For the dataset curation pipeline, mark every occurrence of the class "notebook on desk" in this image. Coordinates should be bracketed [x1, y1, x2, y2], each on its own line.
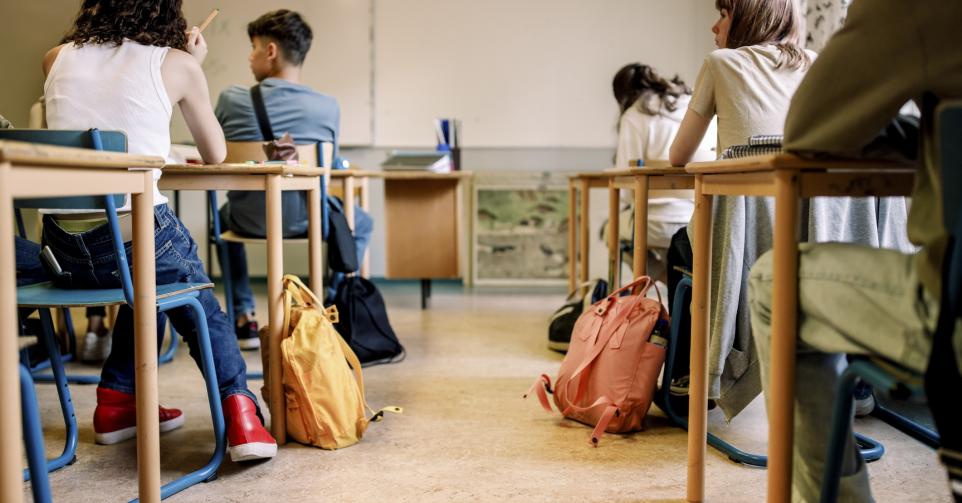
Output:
[381, 150, 451, 173]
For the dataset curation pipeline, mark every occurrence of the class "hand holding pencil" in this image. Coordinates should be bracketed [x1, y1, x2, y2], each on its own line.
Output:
[186, 9, 218, 64]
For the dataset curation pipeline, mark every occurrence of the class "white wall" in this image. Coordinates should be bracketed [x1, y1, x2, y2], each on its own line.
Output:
[1, 0, 719, 280]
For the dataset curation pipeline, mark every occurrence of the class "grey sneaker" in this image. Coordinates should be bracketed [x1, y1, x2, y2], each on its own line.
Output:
[81, 331, 112, 362]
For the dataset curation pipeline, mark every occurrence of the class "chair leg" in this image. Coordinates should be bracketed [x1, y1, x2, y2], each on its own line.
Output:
[659, 278, 883, 469]
[21, 364, 53, 503]
[30, 308, 100, 385]
[871, 403, 940, 449]
[23, 309, 79, 483]
[152, 296, 226, 501]
[158, 317, 180, 365]
[820, 366, 863, 503]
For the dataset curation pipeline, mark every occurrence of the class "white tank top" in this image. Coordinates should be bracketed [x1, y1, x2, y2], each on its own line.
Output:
[44, 41, 172, 207]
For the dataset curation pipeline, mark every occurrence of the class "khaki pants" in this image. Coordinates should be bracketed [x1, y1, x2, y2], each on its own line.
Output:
[748, 242, 937, 502]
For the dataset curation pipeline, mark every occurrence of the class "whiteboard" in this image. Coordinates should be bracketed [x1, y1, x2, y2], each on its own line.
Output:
[374, 0, 716, 148]
[174, 0, 372, 145]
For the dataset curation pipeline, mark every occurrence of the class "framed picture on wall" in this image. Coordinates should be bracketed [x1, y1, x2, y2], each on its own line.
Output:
[472, 174, 569, 285]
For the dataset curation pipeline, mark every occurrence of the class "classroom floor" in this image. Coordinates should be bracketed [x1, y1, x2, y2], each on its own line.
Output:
[23, 282, 951, 502]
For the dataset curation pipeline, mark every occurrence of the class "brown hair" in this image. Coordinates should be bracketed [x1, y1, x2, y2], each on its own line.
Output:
[62, 0, 188, 50]
[612, 63, 691, 117]
[715, 0, 809, 70]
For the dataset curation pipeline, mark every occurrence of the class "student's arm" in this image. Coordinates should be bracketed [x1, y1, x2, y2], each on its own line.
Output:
[670, 59, 716, 166]
[670, 109, 712, 166]
[784, 0, 923, 154]
[162, 28, 226, 164]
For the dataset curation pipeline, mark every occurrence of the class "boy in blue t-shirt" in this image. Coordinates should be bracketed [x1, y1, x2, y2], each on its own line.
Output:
[215, 9, 371, 349]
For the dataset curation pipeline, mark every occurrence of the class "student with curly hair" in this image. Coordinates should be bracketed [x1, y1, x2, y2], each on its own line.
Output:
[28, 0, 276, 462]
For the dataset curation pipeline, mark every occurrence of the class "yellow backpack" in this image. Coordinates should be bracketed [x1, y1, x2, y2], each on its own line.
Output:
[261, 275, 400, 449]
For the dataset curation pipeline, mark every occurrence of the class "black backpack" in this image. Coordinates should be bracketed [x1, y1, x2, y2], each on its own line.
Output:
[330, 276, 405, 365]
[547, 279, 608, 353]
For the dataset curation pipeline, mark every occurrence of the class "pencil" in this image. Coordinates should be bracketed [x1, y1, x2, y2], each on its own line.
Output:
[197, 8, 219, 33]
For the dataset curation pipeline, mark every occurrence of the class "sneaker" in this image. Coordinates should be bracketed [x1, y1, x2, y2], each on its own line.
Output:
[93, 387, 185, 445]
[224, 395, 277, 462]
[81, 331, 112, 362]
[235, 320, 260, 350]
[667, 375, 717, 410]
[853, 382, 876, 418]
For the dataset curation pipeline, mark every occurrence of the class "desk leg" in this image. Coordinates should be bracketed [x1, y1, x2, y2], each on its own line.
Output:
[579, 179, 590, 289]
[0, 164, 23, 503]
[687, 175, 712, 503]
[768, 170, 800, 503]
[360, 177, 371, 278]
[265, 174, 286, 444]
[607, 179, 620, 292]
[633, 176, 649, 279]
[308, 181, 323, 296]
[132, 171, 160, 503]
[568, 182, 577, 293]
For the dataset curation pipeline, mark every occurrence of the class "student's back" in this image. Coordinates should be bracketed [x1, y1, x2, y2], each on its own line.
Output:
[45, 41, 173, 205]
[216, 78, 339, 145]
[690, 44, 816, 153]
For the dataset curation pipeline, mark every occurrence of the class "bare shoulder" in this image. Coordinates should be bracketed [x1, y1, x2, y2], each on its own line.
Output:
[42, 44, 67, 76]
[161, 48, 201, 74]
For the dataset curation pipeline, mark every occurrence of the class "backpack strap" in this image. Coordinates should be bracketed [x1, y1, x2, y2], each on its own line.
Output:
[249, 84, 275, 141]
[589, 403, 620, 447]
[523, 374, 554, 413]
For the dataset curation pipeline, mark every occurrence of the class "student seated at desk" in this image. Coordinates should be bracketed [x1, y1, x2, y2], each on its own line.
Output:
[17, 0, 276, 462]
[610, 63, 715, 286]
[747, 0, 962, 500]
[667, 0, 912, 419]
[214, 9, 372, 348]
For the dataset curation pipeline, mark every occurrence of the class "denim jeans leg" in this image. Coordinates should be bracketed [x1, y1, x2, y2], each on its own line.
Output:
[15, 236, 48, 287]
[353, 206, 373, 266]
[93, 205, 257, 408]
[98, 306, 166, 395]
[226, 241, 256, 317]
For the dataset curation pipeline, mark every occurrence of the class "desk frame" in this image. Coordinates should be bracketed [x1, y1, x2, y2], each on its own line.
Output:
[684, 155, 915, 503]
[0, 141, 161, 502]
[159, 164, 325, 444]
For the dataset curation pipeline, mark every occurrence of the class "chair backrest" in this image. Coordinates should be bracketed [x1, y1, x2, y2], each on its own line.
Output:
[224, 140, 331, 168]
[939, 101, 962, 312]
[1, 129, 135, 305]
[0, 129, 127, 210]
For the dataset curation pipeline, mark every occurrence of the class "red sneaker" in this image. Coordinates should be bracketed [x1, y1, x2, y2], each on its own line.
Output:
[223, 395, 277, 462]
[93, 387, 185, 445]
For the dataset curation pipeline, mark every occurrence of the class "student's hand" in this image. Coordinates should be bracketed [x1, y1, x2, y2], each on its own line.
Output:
[186, 27, 208, 65]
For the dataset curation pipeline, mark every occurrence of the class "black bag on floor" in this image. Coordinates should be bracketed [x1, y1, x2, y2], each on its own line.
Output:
[330, 276, 404, 365]
[547, 279, 608, 353]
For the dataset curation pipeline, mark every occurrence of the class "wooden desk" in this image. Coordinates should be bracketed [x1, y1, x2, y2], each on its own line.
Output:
[0, 141, 162, 502]
[158, 163, 327, 445]
[604, 165, 695, 290]
[683, 153, 915, 503]
[330, 169, 373, 277]
[379, 171, 472, 283]
[566, 172, 635, 293]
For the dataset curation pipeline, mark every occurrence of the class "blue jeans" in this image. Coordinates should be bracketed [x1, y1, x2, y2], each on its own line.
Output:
[28, 205, 257, 407]
[219, 202, 373, 317]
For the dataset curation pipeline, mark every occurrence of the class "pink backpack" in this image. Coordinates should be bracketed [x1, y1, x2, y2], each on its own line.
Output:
[526, 277, 668, 445]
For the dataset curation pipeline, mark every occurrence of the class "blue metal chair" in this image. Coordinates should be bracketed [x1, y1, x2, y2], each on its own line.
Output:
[21, 356, 53, 503]
[656, 276, 884, 467]
[821, 101, 962, 502]
[4, 129, 179, 386]
[207, 141, 330, 379]
[9, 129, 226, 500]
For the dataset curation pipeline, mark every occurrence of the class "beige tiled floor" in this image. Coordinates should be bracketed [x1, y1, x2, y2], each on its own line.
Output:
[22, 282, 950, 502]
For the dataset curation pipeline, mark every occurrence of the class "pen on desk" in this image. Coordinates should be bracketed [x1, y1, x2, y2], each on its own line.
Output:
[197, 8, 219, 33]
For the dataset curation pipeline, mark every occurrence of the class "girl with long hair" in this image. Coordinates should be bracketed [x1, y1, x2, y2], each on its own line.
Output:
[35, 0, 276, 462]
